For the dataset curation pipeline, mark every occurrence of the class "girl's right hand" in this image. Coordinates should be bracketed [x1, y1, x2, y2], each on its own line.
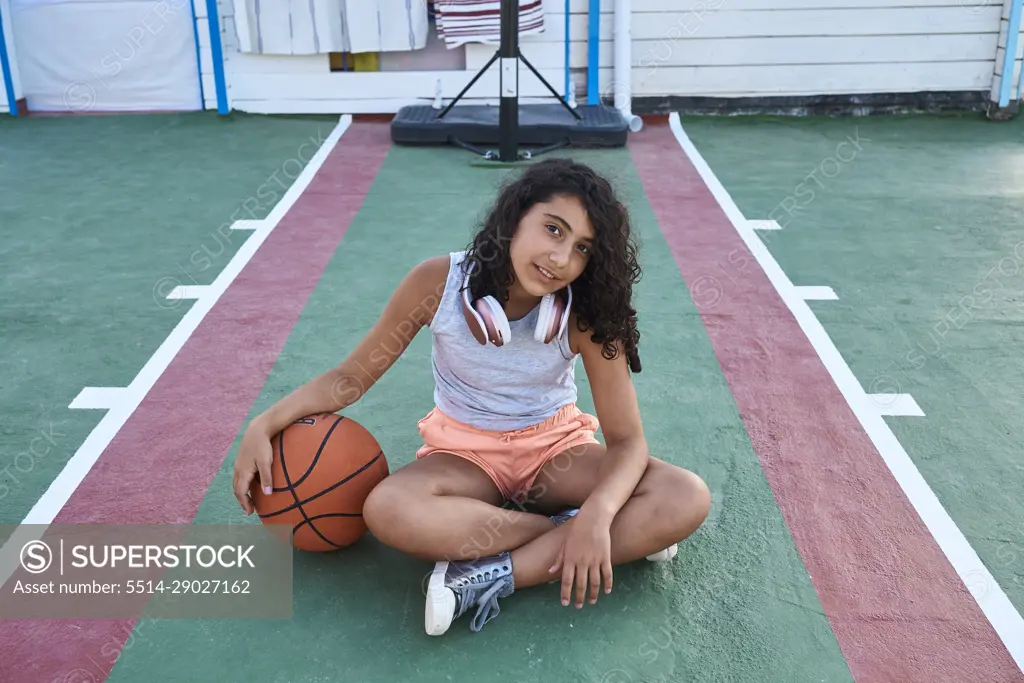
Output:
[233, 422, 275, 515]
[225, 256, 444, 515]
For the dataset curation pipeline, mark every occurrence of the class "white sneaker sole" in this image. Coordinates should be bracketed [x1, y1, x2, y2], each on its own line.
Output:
[425, 560, 457, 636]
[646, 544, 678, 562]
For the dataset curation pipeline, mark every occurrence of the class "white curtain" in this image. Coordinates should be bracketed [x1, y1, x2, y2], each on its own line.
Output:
[8, 0, 201, 112]
[232, 0, 429, 54]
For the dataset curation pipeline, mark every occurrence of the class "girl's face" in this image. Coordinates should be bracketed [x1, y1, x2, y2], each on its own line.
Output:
[509, 194, 594, 298]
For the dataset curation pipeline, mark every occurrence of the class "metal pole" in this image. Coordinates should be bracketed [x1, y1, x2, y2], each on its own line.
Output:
[205, 0, 230, 114]
[998, 0, 1024, 107]
[499, 0, 519, 161]
[0, 3, 18, 116]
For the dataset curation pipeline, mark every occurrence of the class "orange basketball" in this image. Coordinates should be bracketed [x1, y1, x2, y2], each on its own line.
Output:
[250, 413, 389, 552]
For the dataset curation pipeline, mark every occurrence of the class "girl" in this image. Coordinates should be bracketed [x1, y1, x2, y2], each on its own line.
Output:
[232, 158, 711, 636]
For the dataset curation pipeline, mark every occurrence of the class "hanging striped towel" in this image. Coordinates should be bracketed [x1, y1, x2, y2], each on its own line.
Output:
[434, 0, 545, 49]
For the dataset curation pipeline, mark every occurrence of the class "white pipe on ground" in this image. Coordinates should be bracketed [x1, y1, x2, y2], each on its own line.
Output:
[613, 0, 642, 132]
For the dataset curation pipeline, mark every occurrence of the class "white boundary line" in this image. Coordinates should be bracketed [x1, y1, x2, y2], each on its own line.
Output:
[230, 219, 263, 231]
[166, 285, 210, 300]
[668, 111, 1024, 673]
[869, 393, 925, 417]
[748, 219, 782, 231]
[0, 115, 353, 588]
[794, 285, 838, 301]
[68, 387, 127, 410]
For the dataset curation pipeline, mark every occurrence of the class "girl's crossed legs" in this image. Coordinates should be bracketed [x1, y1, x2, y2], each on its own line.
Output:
[362, 408, 711, 635]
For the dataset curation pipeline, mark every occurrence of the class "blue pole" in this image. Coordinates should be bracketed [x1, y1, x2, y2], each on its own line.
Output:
[564, 0, 570, 102]
[587, 0, 599, 105]
[1019, 53, 1024, 101]
[0, 2, 18, 116]
[998, 0, 1023, 107]
[189, 0, 206, 110]
[205, 0, 229, 114]
[1014, 1, 1024, 103]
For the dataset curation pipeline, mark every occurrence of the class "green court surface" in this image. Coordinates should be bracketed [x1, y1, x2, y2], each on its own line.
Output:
[682, 114, 1024, 614]
[0, 112, 335, 527]
[106, 144, 850, 683]
[1, 111, 1022, 683]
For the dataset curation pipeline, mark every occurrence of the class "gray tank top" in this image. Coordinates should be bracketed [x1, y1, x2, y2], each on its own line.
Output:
[427, 250, 579, 431]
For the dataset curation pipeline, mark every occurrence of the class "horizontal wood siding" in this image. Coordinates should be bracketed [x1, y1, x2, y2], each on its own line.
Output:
[194, 0, 1012, 113]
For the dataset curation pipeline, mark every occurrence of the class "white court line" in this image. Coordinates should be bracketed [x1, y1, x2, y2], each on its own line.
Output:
[0, 115, 353, 589]
[166, 285, 209, 300]
[668, 111, 1024, 673]
[869, 393, 925, 417]
[231, 219, 263, 231]
[68, 387, 127, 410]
[794, 285, 838, 300]
[749, 219, 782, 230]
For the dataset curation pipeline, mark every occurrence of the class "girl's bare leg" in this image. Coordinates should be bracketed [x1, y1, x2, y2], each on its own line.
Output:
[362, 452, 555, 561]
[510, 444, 711, 596]
[419, 443, 711, 634]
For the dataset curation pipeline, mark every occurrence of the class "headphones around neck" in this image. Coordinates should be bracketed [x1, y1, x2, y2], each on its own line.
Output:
[459, 259, 573, 347]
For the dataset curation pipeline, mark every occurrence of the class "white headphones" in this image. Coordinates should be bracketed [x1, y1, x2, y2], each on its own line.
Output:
[459, 259, 572, 346]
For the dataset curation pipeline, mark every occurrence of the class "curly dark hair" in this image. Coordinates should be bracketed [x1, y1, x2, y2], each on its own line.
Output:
[460, 157, 643, 373]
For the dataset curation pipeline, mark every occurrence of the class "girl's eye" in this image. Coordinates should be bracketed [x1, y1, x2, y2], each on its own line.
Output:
[547, 223, 589, 255]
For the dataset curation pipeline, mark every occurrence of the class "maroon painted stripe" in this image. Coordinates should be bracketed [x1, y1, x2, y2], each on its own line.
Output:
[630, 123, 1022, 682]
[0, 122, 391, 683]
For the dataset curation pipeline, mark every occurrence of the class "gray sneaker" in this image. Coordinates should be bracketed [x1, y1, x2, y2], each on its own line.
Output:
[549, 507, 579, 526]
[424, 551, 515, 635]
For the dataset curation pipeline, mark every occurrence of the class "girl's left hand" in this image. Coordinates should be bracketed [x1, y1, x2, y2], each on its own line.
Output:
[549, 512, 613, 608]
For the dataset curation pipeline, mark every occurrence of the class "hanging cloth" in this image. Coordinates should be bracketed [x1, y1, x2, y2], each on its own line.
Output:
[232, 0, 429, 54]
[434, 0, 545, 49]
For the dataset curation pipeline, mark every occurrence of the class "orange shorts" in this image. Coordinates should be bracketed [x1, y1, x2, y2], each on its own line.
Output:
[415, 403, 601, 503]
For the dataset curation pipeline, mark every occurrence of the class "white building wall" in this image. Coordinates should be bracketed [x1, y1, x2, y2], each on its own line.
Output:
[194, 0, 1015, 115]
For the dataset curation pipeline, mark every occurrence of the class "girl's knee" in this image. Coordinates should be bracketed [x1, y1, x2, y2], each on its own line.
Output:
[363, 477, 413, 534]
[678, 468, 711, 523]
[651, 464, 711, 537]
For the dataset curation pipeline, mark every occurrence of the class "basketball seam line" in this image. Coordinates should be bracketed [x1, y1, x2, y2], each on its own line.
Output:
[293, 512, 364, 535]
[260, 450, 384, 520]
[273, 413, 346, 492]
[278, 425, 344, 549]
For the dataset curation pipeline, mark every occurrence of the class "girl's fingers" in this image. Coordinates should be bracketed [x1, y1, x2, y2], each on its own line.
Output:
[588, 564, 602, 604]
[574, 565, 589, 608]
[560, 564, 576, 606]
[549, 544, 564, 574]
